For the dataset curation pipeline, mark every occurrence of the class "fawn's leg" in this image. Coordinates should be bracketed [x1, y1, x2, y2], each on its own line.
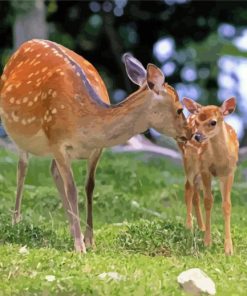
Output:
[54, 152, 86, 253]
[12, 151, 29, 225]
[184, 180, 193, 229]
[192, 190, 205, 231]
[50, 159, 74, 234]
[84, 149, 102, 248]
[219, 174, 234, 255]
[201, 172, 213, 246]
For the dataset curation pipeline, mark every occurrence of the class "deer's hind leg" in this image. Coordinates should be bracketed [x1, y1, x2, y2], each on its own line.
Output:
[12, 151, 29, 225]
[84, 149, 102, 248]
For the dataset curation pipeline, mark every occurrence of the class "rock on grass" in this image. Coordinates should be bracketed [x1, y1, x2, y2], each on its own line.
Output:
[177, 268, 216, 295]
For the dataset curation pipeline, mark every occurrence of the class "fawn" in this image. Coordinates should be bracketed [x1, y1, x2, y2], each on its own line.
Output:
[178, 97, 239, 255]
[0, 39, 191, 252]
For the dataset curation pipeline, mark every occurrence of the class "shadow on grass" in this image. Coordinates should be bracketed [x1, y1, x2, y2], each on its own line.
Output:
[0, 213, 73, 251]
[116, 218, 224, 257]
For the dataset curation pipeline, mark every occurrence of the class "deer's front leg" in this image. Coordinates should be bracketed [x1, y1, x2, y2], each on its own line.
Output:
[220, 174, 234, 255]
[84, 149, 102, 248]
[184, 180, 193, 229]
[12, 151, 29, 225]
[54, 153, 86, 253]
[201, 172, 213, 247]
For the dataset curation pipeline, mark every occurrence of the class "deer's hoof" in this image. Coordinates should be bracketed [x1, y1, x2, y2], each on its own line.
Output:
[74, 238, 87, 254]
[84, 229, 95, 248]
[12, 213, 22, 225]
[204, 235, 212, 247]
[224, 239, 233, 256]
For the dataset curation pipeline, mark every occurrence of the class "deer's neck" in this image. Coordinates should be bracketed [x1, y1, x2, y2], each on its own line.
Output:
[209, 121, 230, 157]
[96, 87, 151, 147]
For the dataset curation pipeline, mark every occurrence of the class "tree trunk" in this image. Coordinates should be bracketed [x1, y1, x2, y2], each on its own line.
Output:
[13, 0, 47, 49]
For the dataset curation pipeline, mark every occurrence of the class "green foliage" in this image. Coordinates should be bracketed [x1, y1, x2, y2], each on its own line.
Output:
[0, 148, 247, 294]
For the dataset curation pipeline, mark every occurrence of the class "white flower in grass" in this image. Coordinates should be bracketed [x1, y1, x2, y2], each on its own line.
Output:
[98, 272, 125, 281]
[19, 245, 29, 255]
[45, 275, 56, 282]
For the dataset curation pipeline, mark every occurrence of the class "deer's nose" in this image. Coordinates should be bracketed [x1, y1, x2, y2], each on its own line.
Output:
[194, 133, 204, 143]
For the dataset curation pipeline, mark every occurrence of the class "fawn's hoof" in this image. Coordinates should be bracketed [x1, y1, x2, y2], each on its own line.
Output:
[224, 239, 233, 256]
[204, 235, 212, 247]
[199, 223, 205, 232]
[84, 228, 94, 248]
[185, 219, 193, 230]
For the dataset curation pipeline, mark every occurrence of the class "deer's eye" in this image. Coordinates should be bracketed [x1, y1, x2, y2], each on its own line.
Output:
[210, 120, 217, 126]
[177, 108, 183, 115]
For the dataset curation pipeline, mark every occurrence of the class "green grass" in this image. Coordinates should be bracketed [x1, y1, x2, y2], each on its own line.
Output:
[0, 148, 247, 295]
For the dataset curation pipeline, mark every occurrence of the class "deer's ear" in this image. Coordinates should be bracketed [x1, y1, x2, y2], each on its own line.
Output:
[220, 97, 236, 116]
[182, 97, 202, 114]
[122, 53, 146, 86]
[146, 64, 165, 94]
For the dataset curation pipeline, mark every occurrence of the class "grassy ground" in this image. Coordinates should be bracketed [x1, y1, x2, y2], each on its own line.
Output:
[0, 148, 247, 295]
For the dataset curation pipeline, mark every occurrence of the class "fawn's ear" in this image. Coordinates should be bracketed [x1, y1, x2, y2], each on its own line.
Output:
[146, 64, 165, 94]
[122, 53, 147, 86]
[220, 97, 236, 116]
[182, 97, 202, 114]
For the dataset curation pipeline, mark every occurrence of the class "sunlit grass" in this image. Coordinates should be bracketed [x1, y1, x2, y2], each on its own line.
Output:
[0, 148, 247, 295]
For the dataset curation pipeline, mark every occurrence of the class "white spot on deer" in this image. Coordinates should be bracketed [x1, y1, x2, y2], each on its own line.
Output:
[34, 95, 39, 102]
[28, 73, 34, 78]
[56, 68, 61, 72]
[30, 59, 36, 65]
[36, 82, 41, 87]
[60, 72, 65, 76]
[1, 74, 7, 81]
[27, 81, 32, 84]
[35, 70, 40, 76]
[24, 47, 31, 53]
[17, 61, 23, 68]
[16, 99, 21, 105]
[48, 89, 53, 95]
[23, 97, 28, 103]
[28, 101, 33, 107]
[45, 53, 49, 56]
[10, 97, 15, 104]
[34, 61, 41, 66]
[6, 85, 13, 92]
[11, 111, 19, 122]
[36, 54, 41, 58]
[60, 104, 65, 109]
[42, 67, 48, 73]
[76, 72, 80, 77]
[51, 108, 57, 114]
[52, 91, 57, 98]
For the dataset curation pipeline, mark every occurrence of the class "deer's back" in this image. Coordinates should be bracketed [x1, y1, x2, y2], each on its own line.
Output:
[0, 39, 110, 155]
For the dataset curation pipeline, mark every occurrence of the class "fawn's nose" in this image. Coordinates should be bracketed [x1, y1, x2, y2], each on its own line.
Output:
[194, 133, 204, 143]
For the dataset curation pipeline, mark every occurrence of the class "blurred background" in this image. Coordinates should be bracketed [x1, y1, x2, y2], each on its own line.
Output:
[1, 0, 247, 147]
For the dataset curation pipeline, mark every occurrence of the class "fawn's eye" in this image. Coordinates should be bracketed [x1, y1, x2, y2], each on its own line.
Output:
[177, 108, 183, 115]
[210, 120, 217, 126]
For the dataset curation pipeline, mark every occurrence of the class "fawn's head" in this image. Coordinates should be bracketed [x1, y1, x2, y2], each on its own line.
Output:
[183, 97, 236, 143]
[123, 54, 191, 142]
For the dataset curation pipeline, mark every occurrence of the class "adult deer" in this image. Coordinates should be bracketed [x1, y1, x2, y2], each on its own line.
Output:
[0, 39, 191, 252]
[179, 97, 239, 255]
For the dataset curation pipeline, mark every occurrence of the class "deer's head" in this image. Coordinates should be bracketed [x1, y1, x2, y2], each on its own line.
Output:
[183, 97, 236, 143]
[123, 54, 191, 142]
